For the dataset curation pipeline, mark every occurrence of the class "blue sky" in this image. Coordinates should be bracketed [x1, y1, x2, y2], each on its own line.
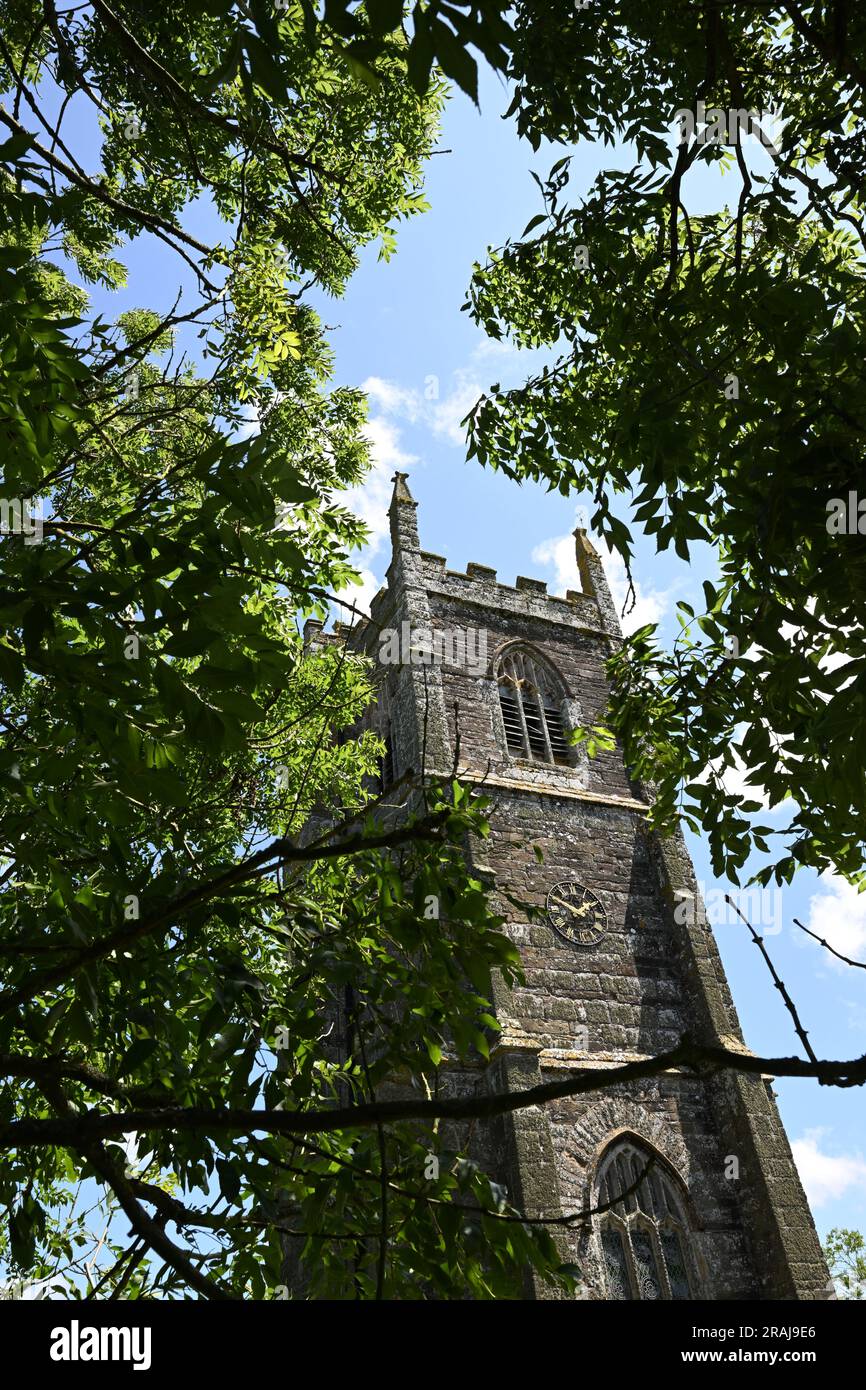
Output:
[48, 59, 866, 1246]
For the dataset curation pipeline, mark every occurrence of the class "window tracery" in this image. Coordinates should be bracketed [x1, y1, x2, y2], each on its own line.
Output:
[596, 1138, 697, 1300]
[496, 647, 570, 765]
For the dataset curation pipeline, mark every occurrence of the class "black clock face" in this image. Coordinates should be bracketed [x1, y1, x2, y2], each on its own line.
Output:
[546, 880, 608, 947]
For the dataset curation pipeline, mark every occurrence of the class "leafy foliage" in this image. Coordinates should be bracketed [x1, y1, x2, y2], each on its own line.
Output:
[466, 1, 866, 887]
[824, 1227, 866, 1299]
[0, 1, 570, 1299]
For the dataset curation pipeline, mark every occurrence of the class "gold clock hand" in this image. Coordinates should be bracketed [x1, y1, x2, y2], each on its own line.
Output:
[550, 894, 593, 919]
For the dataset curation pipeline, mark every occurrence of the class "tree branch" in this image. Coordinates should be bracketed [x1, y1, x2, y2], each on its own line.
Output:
[0, 808, 454, 1017]
[0, 105, 221, 291]
[725, 895, 821, 1068]
[4, 1038, 866, 1152]
[35, 1076, 233, 1300]
[793, 915, 866, 970]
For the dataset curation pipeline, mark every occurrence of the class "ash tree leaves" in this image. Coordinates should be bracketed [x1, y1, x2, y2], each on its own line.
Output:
[465, 1, 866, 888]
[0, 0, 573, 1300]
[298, 0, 513, 103]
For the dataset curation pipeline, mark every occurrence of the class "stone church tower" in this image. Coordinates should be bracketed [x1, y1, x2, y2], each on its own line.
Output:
[307, 472, 829, 1301]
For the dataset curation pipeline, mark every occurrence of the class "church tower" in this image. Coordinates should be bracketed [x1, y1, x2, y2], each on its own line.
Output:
[311, 473, 829, 1301]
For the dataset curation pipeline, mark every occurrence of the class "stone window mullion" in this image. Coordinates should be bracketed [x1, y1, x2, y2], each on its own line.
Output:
[628, 1218, 665, 1300]
[515, 680, 532, 758]
[651, 1225, 673, 1300]
[659, 1221, 693, 1299]
[536, 688, 554, 762]
[621, 1221, 641, 1299]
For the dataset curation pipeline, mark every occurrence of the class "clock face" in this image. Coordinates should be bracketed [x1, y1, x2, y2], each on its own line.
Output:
[546, 880, 608, 947]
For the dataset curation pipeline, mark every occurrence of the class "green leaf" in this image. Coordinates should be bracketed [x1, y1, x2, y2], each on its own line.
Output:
[116, 1037, 159, 1077]
[366, 0, 404, 36]
[211, 1024, 247, 1062]
[243, 31, 290, 103]
[216, 1158, 242, 1204]
[430, 20, 479, 103]
[0, 641, 25, 693]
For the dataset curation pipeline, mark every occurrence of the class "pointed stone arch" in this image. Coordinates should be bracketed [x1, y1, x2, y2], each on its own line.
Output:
[592, 1132, 700, 1300]
[490, 638, 572, 696]
[491, 641, 576, 765]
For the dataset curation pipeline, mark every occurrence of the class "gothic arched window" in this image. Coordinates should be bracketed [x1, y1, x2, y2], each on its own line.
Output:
[595, 1139, 696, 1300]
[496, 648, 571, 765]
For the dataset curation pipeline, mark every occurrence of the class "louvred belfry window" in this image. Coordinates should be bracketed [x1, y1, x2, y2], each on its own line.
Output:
[596, 1139, 697, 1301]
[498, 684, 524, 754]
[497, 649, 570, 765]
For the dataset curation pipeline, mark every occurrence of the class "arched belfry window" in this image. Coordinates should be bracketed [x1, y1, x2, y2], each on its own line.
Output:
[496, 647, 571, 765]
[596, 1138, 696, 1301]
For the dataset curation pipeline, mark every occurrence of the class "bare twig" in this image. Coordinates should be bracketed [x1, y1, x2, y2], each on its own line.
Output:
[724, 895, 821, 1069]
[793, 916, 866, 971]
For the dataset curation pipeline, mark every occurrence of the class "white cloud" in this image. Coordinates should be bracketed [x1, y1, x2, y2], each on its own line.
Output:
[333, 565, 382, 626]
[235, 401, 261, 441]
[531, 533, 582, 597]
[331, 413, 418, 618]
[105, 1131, 150, 1173]
[602, 547, 674, 633]
[697, 718, 794, 815]
[342, 415, 417, 564]
[429, 370, 482, 446]
[363, 351, 554, 452]
[803, 873, 866, 971]
[361, 370, 481, 450]
[792, 1128, 866, 1209]
[716, 748, 773, 806]
[471, 336, 517, 361]
[532, 520, 676, 636]
[362, 376, 424, 423]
